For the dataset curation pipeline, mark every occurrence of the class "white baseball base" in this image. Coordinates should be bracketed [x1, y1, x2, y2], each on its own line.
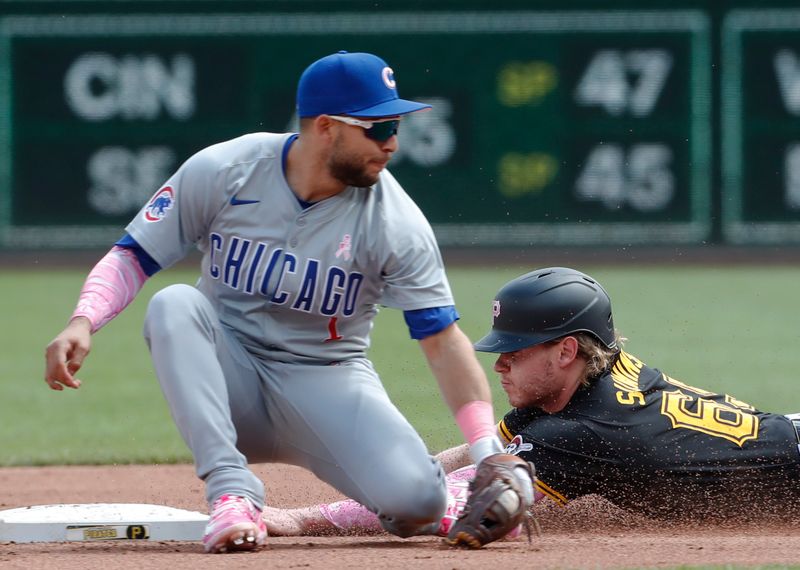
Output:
[0, 503, 209, 543]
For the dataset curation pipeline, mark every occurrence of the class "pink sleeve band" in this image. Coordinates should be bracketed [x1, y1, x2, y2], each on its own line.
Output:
[319, 499, 382, 532]
[454, 400, 497, 445]
[70, 246, 149, 333]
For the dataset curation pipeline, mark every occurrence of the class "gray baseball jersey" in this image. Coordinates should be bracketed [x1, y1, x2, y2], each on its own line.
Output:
[127, 132, 454, 363]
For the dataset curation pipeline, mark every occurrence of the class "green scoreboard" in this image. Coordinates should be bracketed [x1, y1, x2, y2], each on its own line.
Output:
[0, 11, 711, 248]
[723, 10, 800, 244]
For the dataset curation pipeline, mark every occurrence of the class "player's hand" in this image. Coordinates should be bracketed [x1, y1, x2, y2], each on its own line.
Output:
[261, 506, 306, 536]
[44, 317, 92, 391]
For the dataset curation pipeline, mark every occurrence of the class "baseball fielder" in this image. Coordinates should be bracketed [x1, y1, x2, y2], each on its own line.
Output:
[44, 51, 530, 553]
[260, 267, 800, 535]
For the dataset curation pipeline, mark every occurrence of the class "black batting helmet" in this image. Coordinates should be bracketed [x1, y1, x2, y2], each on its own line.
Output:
[474, 267, 616, 353]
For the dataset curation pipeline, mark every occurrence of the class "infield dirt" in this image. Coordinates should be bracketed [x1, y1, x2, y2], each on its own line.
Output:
[1, 463, 799, 569]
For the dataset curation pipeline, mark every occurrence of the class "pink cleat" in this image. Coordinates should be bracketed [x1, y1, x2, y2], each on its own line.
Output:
[203, 494, 268, 553]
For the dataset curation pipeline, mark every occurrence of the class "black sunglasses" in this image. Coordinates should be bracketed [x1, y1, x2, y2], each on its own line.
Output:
[328, 115, 400, 142]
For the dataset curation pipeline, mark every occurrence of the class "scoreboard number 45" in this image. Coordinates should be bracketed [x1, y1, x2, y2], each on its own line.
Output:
[575, 143, 675, 212]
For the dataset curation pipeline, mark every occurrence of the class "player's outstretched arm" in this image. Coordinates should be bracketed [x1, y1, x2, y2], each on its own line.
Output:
[43, 245, 151, 392]
[44, 316, 92, 390]
[263, 466, 482, 537]
[435, 443, 473, 474]
[262, 500, 385, 536]
[261, 505, 337, 536]
[419, 323, 506, 465]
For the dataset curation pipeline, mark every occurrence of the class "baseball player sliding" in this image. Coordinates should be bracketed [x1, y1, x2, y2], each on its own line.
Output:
[261, 267, 800, 536]
[43, 51, 531, 554]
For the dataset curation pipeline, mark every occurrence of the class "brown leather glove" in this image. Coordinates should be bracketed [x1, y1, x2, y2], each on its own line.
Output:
[445, 453, 535, 549]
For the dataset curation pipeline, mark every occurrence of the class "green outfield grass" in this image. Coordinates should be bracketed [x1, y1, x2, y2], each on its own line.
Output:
[1, 264, 799, 466]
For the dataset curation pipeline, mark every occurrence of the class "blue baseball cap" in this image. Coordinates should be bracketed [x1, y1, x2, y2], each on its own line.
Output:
[296, 51, 431, 118]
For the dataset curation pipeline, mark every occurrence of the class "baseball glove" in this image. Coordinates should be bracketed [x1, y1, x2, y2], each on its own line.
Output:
[445, 453, 535, 549]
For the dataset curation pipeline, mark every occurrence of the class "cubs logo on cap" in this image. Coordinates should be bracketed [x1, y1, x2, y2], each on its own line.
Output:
[144, 186, 174, 222]
[296, 51, 431, 118]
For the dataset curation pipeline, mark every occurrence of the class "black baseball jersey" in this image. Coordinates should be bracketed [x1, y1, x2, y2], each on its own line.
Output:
[499, 352, 800, 519]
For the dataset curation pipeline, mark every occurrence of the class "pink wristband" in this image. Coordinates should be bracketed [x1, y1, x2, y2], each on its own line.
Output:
[454, 400, 496, 445]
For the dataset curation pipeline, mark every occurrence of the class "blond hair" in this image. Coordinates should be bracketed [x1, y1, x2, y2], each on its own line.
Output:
[574, 331, 625, 386]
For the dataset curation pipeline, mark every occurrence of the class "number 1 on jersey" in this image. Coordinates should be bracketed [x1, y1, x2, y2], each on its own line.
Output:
[325, 317, 343, 342]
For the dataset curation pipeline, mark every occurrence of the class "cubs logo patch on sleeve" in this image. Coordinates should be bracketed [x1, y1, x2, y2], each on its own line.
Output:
[144, 186, 175, 222]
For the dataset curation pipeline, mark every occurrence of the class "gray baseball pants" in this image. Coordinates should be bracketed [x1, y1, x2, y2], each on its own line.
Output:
[143, 284, 446, 537]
